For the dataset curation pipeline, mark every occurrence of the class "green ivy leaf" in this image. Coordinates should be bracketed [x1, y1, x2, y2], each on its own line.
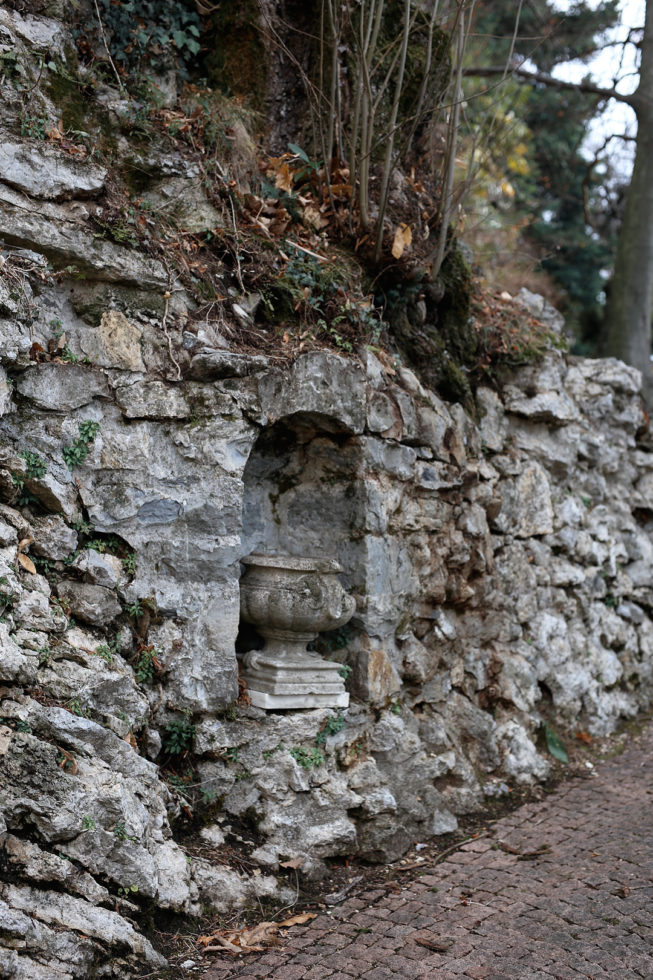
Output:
[288, 142, 310, 163]
[544, 725, 568, 764]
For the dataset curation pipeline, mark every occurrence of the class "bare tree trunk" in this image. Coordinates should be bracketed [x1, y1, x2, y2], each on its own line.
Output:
[603, 0, 653, 405]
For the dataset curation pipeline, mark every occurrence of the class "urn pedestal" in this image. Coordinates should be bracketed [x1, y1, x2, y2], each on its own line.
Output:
[239, 554, 355, 710]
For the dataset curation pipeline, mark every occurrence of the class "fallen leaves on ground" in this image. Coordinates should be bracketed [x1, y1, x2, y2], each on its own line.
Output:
[575, 731, 593, 744]
[198, 912, 316, 956]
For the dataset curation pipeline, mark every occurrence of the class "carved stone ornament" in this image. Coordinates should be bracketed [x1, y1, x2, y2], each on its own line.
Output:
[239, 553, 355, 709]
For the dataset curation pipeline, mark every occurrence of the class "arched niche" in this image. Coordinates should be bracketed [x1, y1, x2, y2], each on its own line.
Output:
[241, 411, 366, 596]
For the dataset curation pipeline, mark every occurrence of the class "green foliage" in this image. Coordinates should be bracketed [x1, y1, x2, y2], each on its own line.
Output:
[33, 556, 54, 578]
[95, 0, 202, 79]
[0, 716, 31, 733]
[311, 625, 352, 657]
[72, 518, 94, 535]
[469, 1, 621, 339]
[544, 724, 568, 764]
[113, 821, 138, 843]
[0, 590, 15, 622]
[122, 552, 136, 576]
[117, 883, 139, 898]
[68, 698, 90, 718]
[524, 86, 617, 333]
[126, 599, 143, 619]
[96, 639, 121, 664]
[20, 110, 49, 139]
[62, 420, 100, 469]
[163, 714, 195, 755]
[79, 419, 101, 442]
[135, 646, 162, 683]
[315, 712, 346, 745]
[38, 646, 51, 668]
[271, 252, 385, 346]
[82, 815, 96, 830]
[20, 451, 47, 480]
[11, 473, 39, 508]
[337, 663, 353, 681]
[289, 746, 325, 769]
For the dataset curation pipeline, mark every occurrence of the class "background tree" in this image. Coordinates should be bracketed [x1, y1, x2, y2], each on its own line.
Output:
[603, 0, 653, 403]
[467, 0, 653, 401]
[465, 1, 620, 336]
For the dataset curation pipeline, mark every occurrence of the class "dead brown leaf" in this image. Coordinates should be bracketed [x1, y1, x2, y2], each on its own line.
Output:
[198, 912, 316, 956]
[278, 913, 316, 927]
[18, 537, 34, 554]
[575, 731, 592, 744]
[56, 747, 78, 775]
[303, 204, 328, 230]
[274, 162, 294, 194]
[392, 222, 412, 259]
[17, 553, 37, 575]
[279, 856, 304, 869]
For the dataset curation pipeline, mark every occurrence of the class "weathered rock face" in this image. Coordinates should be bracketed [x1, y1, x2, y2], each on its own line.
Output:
[1, 5, 653, 976]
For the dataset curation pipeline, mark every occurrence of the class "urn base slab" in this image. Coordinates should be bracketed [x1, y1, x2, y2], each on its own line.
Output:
[241, 651, 349, 710]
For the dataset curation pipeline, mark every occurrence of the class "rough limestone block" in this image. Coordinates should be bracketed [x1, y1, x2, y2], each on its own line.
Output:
[494, 463, 554, 538]
[0, 182, 167, 287]
[55, 581, 121, 626]
[350, 645, 401, 704]
[79, 311, 145, 372]
[16, 363, 110, 411]
[258, 351, 367, 434]
[30, 514, 78, 561]
[0, 141, 107, 200]
[503, 384, 579, 425]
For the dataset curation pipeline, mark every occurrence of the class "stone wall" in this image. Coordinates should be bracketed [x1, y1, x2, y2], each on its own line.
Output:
[2, 282, 653, 974]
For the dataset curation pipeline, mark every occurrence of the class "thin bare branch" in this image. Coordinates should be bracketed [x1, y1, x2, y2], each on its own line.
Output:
[463, 64, 636, 106]
[91, 0, 125, 92]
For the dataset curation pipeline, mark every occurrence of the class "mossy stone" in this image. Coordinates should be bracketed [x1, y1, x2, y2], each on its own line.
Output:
[389, 244, 475, 404]
[204, 0, 267, 109]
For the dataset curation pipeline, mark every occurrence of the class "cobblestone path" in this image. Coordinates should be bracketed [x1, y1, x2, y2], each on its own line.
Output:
[202, 725, 653, 979]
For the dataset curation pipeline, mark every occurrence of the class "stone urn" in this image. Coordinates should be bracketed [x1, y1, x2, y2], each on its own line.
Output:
[239, 553, 355, 709]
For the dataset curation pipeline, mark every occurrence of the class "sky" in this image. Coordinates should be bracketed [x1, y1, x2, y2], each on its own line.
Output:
[551, 0, 645, 178]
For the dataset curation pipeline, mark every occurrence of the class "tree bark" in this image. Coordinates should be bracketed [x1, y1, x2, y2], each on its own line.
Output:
[603, 0, 653, 405]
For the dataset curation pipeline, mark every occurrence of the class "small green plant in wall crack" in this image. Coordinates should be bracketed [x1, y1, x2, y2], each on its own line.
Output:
[117, 883, 139, 899]
[289, 746, 325, 769]
[19, 450, 47, 480]
[134, 644, 163, 684]
[113, 821, 139, 843]
[62, 420, 100, 469]
[315, 712, 346, 745]
[163, 713, 195, 755]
